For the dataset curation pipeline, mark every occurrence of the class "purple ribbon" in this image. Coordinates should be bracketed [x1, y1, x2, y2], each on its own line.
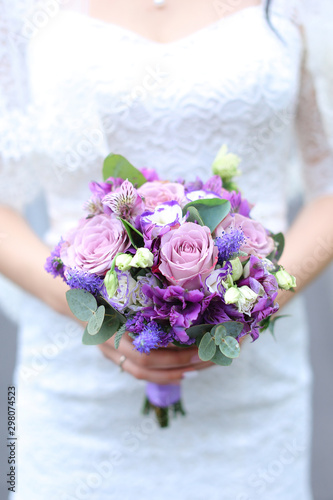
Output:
[146, 383, 181, 407]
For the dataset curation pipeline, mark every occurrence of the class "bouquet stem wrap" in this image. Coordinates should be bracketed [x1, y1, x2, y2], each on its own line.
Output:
[143, 383, 185, 428]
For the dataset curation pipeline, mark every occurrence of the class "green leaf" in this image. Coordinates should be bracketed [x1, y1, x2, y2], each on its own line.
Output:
[120, 218, 144, 249]
[66, 289, 97, 321]
[219, 336, 240, 358]
[214, 325, 227, 345]
[98, 298, 127, 324]
[114, 324, 127, 349]
[267, 232, 285, 262]
[87, 305, 105, 335]
[223, 321, 244, 338]
[103, 154, 147, 187]
[183, 206, 204, 226]
[186, 324, 213, 339]
[182, 198, 231, 232]
[82, 309, 121, 345]
[269, 314, 290, 338]
[211, 348, 233, 366]
[198, 332, 217, 361]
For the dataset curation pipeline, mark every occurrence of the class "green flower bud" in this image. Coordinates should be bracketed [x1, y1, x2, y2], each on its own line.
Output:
[275, 268, 297, 290]
[212, 144, 241, 180]
[131, 248, 154, 268]
[230, 257, 243, 281]
[221, 273, 234, 290]
[104, 269, 119, 298]
[115, 253, 133, 271]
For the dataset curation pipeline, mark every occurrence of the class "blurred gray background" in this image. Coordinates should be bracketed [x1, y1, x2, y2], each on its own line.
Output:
[0, 198, 332, 499]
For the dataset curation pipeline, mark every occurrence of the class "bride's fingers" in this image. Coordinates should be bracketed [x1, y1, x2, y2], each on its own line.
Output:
[101, 335, 200, 369]
[116, 351, 215, 384]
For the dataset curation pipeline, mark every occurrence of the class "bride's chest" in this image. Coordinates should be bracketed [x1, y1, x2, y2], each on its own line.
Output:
[28, 10, 303, 123]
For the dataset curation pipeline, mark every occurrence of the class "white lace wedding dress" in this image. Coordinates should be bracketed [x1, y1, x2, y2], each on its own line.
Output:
[1, 1, 333, 499]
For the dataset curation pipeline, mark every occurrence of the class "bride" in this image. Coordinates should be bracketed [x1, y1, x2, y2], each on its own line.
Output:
[1, 0, 332, 498]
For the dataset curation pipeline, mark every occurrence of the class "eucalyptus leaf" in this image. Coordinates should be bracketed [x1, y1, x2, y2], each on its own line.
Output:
[219, 336, 240, 358]
[211, 348, 233, 366]
[214, 325, 227, 345]
[103, 154, 147, 187]
[183, 206, 204, 226]
[198, 332, 217, 361]
[223, 321, 243, 338]
[182, 198, 231, 232]
[82, 310, 121, 345]
[186, 324, 213, 339]
[66, 289, 97, 322]
[87, 305, 106, 335]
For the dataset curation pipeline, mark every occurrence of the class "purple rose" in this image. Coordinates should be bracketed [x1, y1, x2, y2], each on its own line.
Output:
[60, 214, 130, 276]
[159, 223, 218, 290]
[215, 213, 275, 259]
[138, 181, 186, 211]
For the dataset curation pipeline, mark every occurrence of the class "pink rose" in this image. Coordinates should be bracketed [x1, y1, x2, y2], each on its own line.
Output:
[215, 213, 274, 259]
[159, 223, 218, 290]
[61, 214, 130, 276]
[138, 181, 186, 211]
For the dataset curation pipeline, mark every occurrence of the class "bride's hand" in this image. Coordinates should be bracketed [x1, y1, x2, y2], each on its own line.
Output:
[98, 333, 214, 384]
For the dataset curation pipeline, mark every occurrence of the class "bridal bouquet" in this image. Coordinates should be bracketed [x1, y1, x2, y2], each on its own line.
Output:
[45, 146, 296, 427]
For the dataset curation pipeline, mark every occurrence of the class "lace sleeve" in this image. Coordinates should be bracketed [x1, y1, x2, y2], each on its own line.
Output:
[295, 2, 333, 201]
[0, 1, 42, 211]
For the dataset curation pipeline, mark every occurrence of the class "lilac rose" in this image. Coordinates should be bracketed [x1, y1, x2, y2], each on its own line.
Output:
[60, 214, 130, 276]
[138, 181, 186, 211]
[158, 223, 218, 290]
[215, 213, 274, 259]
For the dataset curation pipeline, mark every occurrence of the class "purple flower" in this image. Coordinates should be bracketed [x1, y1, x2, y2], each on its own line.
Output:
[132, 321, 172, 354]
[215, 229, 245, 264]
[203, 176, 224, 196]
[65, 268, 104, 296]
[140, 168, 159, 182]
[219, 189, 252, 217]
[140, 201, 185, 242]
[44, 239, 65, 280]
[126, 313, 146, 334]
[238, 255, 280, 336]
[141, 285, 204, 343]
[102, 180, 144, 223]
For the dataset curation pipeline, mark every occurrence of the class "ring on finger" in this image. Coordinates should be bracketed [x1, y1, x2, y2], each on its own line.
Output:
[119, 354, 127, 372]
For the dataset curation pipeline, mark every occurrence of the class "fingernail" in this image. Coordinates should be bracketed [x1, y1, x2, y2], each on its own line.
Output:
[191, 354, 201, 363]
[182, 370, 198, 379]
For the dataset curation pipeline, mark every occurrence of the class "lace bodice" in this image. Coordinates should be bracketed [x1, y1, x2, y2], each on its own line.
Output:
[1, 1, 333, 229]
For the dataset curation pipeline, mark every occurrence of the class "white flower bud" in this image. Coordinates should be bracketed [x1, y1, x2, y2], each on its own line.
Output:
[224, 285, 258, 315]
[115, 253, 133, 271]
[275, 268, 296, 290]
[131, 248, 154, 268]
[212, 144, 241, 180]
[237, 286, 258, 315]
[230, 257, 243, 281]
[224, 286, 242, 305]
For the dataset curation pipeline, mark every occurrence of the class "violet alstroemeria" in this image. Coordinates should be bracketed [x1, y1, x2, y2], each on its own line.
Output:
[102, 179, 144, 223]
[140, 201, 185, 241]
